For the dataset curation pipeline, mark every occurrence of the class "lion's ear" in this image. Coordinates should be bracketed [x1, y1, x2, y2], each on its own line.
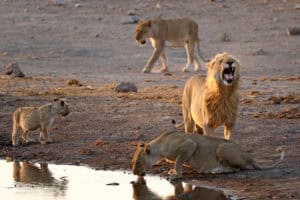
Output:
[207, 54, 223, 69]
[137, 20, 143, 25]
[144, 145, 150, 154]
[146, 20, 151, 28]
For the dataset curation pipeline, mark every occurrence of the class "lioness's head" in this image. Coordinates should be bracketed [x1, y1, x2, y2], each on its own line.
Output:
[52, 98, 70, 117]
[132, 143, 152, 176]
[207, 53, 240, 86]
[135, 20, 153, 45]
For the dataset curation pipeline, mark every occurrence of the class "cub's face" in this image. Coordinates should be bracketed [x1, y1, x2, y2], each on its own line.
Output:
[53, 99, 70, 116]
[209, 54, 240, 86]
[135, 21, 152, 46]
[132, 144, 151, 176]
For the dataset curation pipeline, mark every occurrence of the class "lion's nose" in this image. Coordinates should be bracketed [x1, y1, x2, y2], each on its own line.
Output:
[141, 41, 146, 45]
[227, 61, 233, 66]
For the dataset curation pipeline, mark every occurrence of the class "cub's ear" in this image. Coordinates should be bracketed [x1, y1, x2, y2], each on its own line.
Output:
[145, 145, 150, 154]
[60, 100, 65, 106]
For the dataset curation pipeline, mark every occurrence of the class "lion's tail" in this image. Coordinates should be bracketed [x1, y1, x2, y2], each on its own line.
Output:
[171, 119, 184, 129]
[250, 151, 285, 170]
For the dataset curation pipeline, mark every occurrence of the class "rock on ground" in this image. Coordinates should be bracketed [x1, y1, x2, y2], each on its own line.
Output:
[115, 82, 137, 93]
[4, 63, 25, 77]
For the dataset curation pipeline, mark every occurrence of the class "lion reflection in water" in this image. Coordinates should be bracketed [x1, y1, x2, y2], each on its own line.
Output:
[131, 177, 228, 200]
[13, 161, 68, 196]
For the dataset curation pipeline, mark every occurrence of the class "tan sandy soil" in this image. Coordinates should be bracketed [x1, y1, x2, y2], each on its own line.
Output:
[0, 0, 299, 199]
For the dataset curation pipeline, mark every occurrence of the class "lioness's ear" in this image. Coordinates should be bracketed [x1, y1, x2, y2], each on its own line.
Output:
[145, 145, 150, 154]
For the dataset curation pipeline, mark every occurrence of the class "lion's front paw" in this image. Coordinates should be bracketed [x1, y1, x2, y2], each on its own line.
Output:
[12, 142, 19, 146]
[169, 173, 181, 181]
[194, 66, 200, 72]
[160, 68, 168, 73]
[142, 67, 151, 73]
[168, 169, 181, 181]
[182, 67, 189, 73]
[40, 140, 47, 145]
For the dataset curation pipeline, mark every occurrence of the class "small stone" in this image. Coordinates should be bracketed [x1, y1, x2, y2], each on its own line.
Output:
[121, 15, 139, 24]
[294, 4, 300, 9]
[220, 32, 230, 42]
[95, 33, 100, 38]
[115, 82, 137, 93]
[74, 3, 82, 8]
[252, 48, 268, 56]
[4, 63, 25, 77]
[67, 79, 83, 87]
[127, 10, 136, 16]
[106, 182, 119, 186]
[52, 0, 64, 6]
[286, 27, 300, 36]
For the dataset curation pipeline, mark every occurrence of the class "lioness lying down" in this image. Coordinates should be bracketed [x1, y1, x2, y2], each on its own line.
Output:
[132, 130, 284, 180]
[12, 98, 70, 146]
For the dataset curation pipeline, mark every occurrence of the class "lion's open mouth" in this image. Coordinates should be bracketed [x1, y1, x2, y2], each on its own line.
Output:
[222, 62, 235, 85]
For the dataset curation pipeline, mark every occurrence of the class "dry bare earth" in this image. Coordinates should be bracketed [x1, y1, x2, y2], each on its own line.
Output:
[0, 0, 299, 199]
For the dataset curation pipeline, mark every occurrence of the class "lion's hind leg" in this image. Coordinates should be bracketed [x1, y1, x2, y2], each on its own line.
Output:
[217, 143, 249, 170]
[183, 107, 194, 133]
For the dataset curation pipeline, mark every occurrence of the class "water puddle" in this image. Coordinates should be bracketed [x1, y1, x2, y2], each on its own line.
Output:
[0, 160, 233, 200]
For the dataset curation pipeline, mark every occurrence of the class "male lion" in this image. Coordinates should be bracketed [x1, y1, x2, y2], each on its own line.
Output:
[11, 98, 70, 146]
[135, 17, 206, 73]
[180, 52, 240, 140]
[132, 130, 284, 180]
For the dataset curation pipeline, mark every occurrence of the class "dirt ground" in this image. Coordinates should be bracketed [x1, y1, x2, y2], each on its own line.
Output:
[0, 0, 299, 199]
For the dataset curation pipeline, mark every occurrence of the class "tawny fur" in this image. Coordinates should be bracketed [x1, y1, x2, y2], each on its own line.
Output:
[135, 17, 206, 73]
[181, 52, 240, 139]
[12, 99, 70, 146]
[132, 130, 284, 180]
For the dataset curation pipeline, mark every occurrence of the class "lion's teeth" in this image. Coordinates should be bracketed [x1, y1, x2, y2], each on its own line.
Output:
[224, 74, 233, 80]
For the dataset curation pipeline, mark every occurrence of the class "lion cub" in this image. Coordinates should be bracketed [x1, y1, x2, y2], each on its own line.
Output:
[11, 98, 70, 146]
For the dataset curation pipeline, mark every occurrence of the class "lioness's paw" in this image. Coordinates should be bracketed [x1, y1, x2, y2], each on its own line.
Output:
[40, 140, 47, 145]
[182, 68, 189, 73]
[194, 66, 200, 72]
[160, 68, 168, 73]
[169, 174, 181, 181]
[142, 68, 151, 73]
